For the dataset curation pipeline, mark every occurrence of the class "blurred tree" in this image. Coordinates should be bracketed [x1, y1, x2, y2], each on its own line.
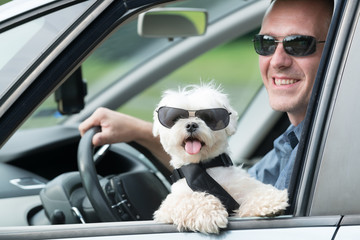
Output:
[0, 0, 11, 5]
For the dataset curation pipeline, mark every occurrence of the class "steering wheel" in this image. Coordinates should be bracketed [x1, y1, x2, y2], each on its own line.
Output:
[77, 126, 120, 221]
[77, 126, 169, 222]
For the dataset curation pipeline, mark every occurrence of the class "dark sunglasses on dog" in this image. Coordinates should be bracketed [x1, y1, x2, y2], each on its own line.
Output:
[156, 106, 231, 131]
[253, 34, 325, 57]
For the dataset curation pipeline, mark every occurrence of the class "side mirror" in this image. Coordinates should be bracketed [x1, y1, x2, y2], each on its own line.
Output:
[55, 67, 87, 115]
[137, 8, 207, 39]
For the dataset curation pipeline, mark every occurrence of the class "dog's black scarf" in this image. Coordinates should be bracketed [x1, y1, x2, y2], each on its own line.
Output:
[171, 153, 240, 214]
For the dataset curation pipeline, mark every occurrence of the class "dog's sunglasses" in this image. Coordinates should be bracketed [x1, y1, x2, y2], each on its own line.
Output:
[157, 106, 231, 131]
[253, 34, 325, 57]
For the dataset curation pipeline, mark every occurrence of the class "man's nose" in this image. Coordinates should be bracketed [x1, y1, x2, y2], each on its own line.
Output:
[270, 43, 293, 69]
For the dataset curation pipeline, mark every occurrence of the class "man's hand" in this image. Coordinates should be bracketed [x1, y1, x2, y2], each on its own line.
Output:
[79, 107, 148, 146]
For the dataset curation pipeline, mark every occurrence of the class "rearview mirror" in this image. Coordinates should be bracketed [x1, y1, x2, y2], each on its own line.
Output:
[138, 8, 207, 39]
[55, 67, 87, 115]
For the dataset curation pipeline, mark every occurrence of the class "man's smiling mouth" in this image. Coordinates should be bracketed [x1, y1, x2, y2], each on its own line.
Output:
[274, 78, 299, 86]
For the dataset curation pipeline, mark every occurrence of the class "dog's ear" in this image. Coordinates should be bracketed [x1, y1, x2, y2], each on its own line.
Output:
[225, 108, 239, 136]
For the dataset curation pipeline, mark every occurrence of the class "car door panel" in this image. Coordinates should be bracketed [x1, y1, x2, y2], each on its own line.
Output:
[335, 226, 360, 240]
[336, 215, 360, 240]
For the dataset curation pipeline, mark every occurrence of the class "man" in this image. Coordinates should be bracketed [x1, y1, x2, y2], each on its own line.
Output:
[247, 0, 333, 189]
[79, 0, 333, 190]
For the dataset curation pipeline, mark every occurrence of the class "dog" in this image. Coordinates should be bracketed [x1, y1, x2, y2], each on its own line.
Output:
[152, 83, 288, 234]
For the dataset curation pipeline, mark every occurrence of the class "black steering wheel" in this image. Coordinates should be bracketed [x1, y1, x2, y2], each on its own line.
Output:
[77, 126, 120, 221]
[77, 126, 169, 222]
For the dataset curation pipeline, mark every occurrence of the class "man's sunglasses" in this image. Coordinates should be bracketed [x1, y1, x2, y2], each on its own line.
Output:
[156, 106, 231, 131]
[253, 34, 325, 57]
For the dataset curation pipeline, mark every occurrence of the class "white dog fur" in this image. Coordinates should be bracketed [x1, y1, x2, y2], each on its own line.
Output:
[152, 83, 289, 234]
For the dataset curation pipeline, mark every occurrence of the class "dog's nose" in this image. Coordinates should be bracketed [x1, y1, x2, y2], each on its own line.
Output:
[186, 122, 199, 133]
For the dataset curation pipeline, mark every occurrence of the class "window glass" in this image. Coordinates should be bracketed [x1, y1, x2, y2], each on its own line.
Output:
[1, 1, 96, 129]
[0, 1, 95, 101]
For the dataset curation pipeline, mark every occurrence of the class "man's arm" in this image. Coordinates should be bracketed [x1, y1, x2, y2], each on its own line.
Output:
[78, 107, 172, 170]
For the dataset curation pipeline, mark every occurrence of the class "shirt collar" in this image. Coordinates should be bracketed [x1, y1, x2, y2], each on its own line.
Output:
[285, 121, 304, 149]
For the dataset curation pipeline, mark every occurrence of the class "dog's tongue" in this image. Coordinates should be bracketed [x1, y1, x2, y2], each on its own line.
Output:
[185, 139, 202, 155]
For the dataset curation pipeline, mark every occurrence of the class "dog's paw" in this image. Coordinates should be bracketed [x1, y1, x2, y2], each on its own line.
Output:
[236, 188, 289, 217]
[153, 207, 173, 224]
[154, 191, 228, 234]
[175, 192, 228, 234]
[153, 192, 179, 224]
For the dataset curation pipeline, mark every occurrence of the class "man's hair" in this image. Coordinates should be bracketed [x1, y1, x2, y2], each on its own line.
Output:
[269, 0, 334, 29]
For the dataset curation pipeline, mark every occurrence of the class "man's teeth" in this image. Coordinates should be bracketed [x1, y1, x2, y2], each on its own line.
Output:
[275, 79, 298, 86]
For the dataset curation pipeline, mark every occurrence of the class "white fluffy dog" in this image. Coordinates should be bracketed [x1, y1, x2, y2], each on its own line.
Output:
[152, 83, 288, 234]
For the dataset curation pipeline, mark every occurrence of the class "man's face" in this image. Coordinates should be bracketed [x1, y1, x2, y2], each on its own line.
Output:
[259, 0, 329, 126]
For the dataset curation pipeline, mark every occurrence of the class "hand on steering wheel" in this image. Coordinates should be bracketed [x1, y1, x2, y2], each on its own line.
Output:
[77, 126, 169, 222]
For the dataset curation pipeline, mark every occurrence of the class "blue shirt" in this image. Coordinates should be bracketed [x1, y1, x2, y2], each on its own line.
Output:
[247, 122, 303, 190]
